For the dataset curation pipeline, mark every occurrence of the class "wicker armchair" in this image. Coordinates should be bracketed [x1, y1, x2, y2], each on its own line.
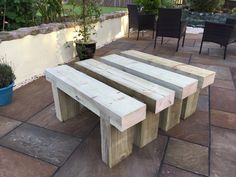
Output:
[127, 4, 156, 40]
[199, 20, 236, 59]
[154, 8, 187, 52]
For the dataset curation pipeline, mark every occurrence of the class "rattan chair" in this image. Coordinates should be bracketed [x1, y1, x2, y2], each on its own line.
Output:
[154, 8, 187, 51]
[127, 4, 156, 40]
[199, 21, 236, 59]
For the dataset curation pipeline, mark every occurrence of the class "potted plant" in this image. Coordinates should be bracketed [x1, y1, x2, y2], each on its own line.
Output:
[72, 0, 101, 60]
[0, 57, 16, 106]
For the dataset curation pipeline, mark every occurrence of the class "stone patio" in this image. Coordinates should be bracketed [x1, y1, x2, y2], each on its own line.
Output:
[0, 32, 236, 177]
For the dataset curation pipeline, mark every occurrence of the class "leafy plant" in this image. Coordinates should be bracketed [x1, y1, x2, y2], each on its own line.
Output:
[232, 7, 236, 16]
[71, 0, 101, 43]
[161, 0, 176, 8]
[36, 0, 63, 23]
[188, 0, 223, 12]
[0, 0, 38, 31]
[0, 57, 16, 89]
[135, 0, 162, 14]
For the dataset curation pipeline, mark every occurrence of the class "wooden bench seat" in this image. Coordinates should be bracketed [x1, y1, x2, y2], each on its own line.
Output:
[100, 54, 198, 131]
[45, 65, 146, 168]
[120, 50, 216, 119]
[75, 59, 175, 147]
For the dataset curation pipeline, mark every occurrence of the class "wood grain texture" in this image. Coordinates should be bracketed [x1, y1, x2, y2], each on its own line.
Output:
[75, 59, 175, 114]
[100, 54, 198, 99]
[134, 111, 160, 148]
[181, 90, 200, 119]
[45, 65, 146, 132]
[100, 113, 133, 168]
[121, 50, 216, 89]
[159, 98, 183, 131]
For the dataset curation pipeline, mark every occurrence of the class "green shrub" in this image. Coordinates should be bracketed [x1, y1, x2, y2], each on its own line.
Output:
[0, 0, 38, 31]
[188, 0, 223, 12]
[232, 7, 236, 16]
[161, 0, 176, 8]
[135, 0, 162, 14]
[36, 0, 63, 23]
[0, 57, 16, 89]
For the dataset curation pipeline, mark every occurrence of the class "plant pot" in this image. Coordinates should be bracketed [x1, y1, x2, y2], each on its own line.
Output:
[0, 82, 14, 106]
[75, 41, 96, 60]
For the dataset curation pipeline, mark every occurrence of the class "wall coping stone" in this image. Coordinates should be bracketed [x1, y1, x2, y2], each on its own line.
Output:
[0, 11, 128, 42]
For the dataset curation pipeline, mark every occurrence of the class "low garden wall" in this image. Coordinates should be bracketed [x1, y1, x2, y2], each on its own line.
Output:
[0, 12, 128, 88]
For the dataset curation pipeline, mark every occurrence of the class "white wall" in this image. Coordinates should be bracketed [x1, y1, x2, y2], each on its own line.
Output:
[0, 15, 128, 88]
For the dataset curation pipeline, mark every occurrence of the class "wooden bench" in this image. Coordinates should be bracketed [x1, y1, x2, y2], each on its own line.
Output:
[75, 59, 175, 147]
[100, 54, 198, 131]
[120, 50, 216, 119]
[45, 65, 146, 168]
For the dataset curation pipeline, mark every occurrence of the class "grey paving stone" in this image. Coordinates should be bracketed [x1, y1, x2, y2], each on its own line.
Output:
[0, 123, 81, 166]
[197, 95, 209, 112]
[164, 138, 209, 176]
[210, 126, 236, 177]
[54, 127, 168, 177]
[0, 116, 21, 137]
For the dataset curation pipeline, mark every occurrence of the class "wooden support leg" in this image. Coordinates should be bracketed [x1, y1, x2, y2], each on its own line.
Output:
[159, 98, 183, 131]
[100, 115, 133, 168]
[134, 111, 160, 148]
[181, 90, 200, 119]
[51, 84, 81, 122]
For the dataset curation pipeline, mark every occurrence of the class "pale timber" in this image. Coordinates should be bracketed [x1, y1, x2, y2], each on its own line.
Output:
[100, 54, 198, 131]
[76, 59, 175, 147]
[120, 50, 216, 119]
[45, 65, 146, 167]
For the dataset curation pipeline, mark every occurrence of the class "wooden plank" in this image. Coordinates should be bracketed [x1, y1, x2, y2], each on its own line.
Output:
[99, 54, 198, 99]
[51, 84, 81, 122]
[181, 90, 200, 119]
[76, 59, 173, 146]
[75, 59, 175, 113]
[45, 65, 146, 132]
[121, 50, 216, 89]
[100, 113, 133, 168]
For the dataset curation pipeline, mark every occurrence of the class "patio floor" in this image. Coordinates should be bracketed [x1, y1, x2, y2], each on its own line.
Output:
[0, 32, 236, 177]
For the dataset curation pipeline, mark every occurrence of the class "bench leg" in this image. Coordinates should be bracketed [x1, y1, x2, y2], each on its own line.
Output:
[51, 85, 81, 122]
[159, 98, 183, 131]
[134, 111, 159, 148]
[100, 116, 133, 168]
[181, 90, 200, 119]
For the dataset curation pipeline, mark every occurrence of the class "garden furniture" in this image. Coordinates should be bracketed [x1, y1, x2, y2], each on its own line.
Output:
[127, 4, 156, 40]
[100, 54, 198, 131]
[154, 8, 187, 52]
[199, 21, 236, 59]
[75, 59, 175, 147]
[120, 50, 216, 119]
[45, 65, 146, 168]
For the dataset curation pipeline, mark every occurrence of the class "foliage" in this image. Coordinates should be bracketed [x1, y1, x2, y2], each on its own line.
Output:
[188, 0, 223, 12]
[0, 57, 16, 89]
[161, 0, 176, 8]
[135, 0, 162, 14]
[36, 0, 63, 23]
[71, 0, 101, 43]
[232, 7, 236, 16]
[0, 0, 38, 31]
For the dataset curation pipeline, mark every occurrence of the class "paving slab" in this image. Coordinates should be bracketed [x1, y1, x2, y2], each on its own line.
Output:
[160, 164, 204, 177]
[210, 87, 236, 114]
[0, 116, 21, 137]
[161, 111, 209, 146]
[54, 127, 168, 177]
[230, 67, 236, 88]
[0, 146, 57, 177]
[212, 79, 235, 90]
[0, 123, 81, 166]
[164, 138, 209, 176]
[211, 126, 236, 177]
[197, 95, 209, 112]
[28, 104, 99, 138]
[211, 109, 236, 130]
[0, 77, 53, 121]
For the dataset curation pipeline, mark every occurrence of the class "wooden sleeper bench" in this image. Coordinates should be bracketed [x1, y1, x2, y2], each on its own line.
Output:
[120, 50, 216, 119]
[99, 54, 198, 131]
[75, 59, 175, 147]
[45, 65, 146, 168]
